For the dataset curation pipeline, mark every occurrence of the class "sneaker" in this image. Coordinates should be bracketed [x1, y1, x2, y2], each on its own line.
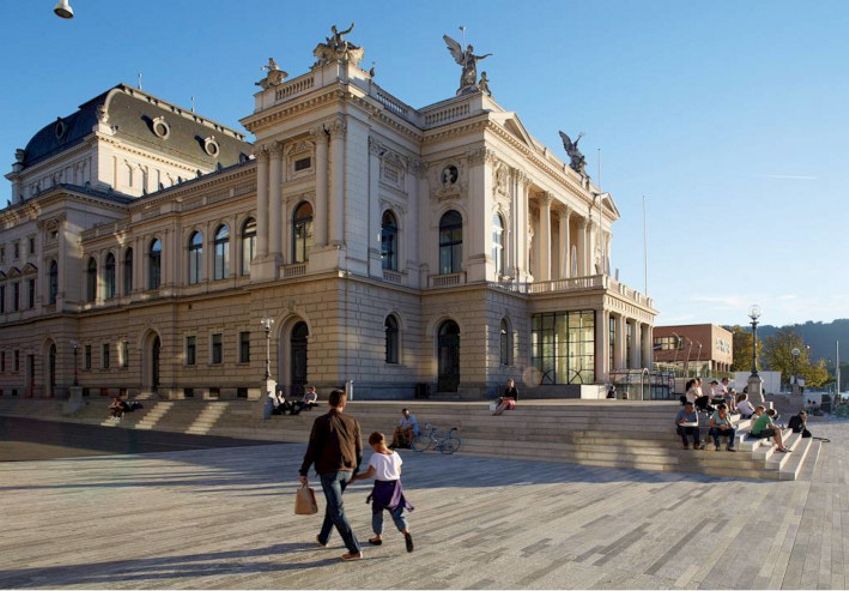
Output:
[316, 535, 327, 548]
[368, 537, 382, 546]
[404, 532, 414, 553]
[341, 551, 363, 561]
[727, 447, 736, 452]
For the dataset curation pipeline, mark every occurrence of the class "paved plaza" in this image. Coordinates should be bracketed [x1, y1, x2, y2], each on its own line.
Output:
[0, 419, 845, 589]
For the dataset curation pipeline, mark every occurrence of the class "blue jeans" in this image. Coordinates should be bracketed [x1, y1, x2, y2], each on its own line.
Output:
[318, 471, 361, 553]
[709, 427, 736, 447]
[372, 504, 408, 535]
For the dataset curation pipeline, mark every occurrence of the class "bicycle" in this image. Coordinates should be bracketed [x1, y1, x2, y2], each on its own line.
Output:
[411, 423, 462, 454]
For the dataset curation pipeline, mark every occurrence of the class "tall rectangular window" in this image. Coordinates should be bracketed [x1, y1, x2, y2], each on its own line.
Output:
[626, 322, 633, 369]
[239, 331, 250, 363]
[102, 343, 110, 369]
[1, 351, 5, 372]
[14, 350, 20, 372]
[28, 278, 35, 309]
[186, 336, 196, 366]
[0, 285, 5, 313]
[609, 316, 616, 370]
[211, 333, 222, 364]
[121, 341, 129, 368]
[28, 237, 35, 255]
[13, 282, 19, 311]
[531, 311, 595, 384]
[84, 345, 92, 370]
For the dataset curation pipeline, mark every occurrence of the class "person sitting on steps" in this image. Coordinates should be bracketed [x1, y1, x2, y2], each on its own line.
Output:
[493, 378, 519, 415]
[736, 393, 755, 419]
[675, 401, 703, 450]
[708, 403, 736, 451]
[750, 407, 791, 453]
[390, 408, 419, 449]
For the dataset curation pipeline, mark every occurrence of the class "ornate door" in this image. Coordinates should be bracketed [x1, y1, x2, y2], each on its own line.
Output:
[290, 322, 308, 398]
[437, 320, 460, 392]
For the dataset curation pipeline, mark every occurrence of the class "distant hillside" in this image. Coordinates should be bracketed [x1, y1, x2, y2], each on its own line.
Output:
[750, 319, 849, 364]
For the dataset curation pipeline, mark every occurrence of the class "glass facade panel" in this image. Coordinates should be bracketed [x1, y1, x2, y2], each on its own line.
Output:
[531, 310, 595, 384]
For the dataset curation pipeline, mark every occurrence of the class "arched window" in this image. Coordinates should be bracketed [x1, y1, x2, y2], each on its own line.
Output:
[385, 315, 399, 364]
[86, 257, 97, 302]
[213, 224, 229, 280]
[500, 318, 512, 366]
[292, 202, 314, 264]
[492, 213, 505, 276]
[241, 218, 256, 276]
[439, 210, 463, 275]
[148, 239, 162, 290]
[123, 248, 133, 295]
[104, 252, 116, 300]
[381, 211, 398, 271]
[48, 260, 58, 305]
[188, 231, 203, 284]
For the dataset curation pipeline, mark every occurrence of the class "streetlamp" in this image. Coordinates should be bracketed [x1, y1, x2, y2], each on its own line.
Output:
[53, 0, 74, 18]
[260, 318, 274, 380]
[791, 347, 801, 387]
[684, 337, 694, 377]
[671, 332, 682, 374]
[748, 304, 761, 377]
[695, 341, 703, 377]
[70, 340, 80, 386]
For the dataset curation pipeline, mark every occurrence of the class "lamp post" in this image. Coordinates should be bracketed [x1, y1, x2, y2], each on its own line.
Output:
[791, 347, 801, 387]
[260, 318, 274, 380]
[696, 341, 703, 377]
[684, 337, 694, 377]
[70, 340, 80, 386]
[671, 332, 682, 374]
[53, 0, 74, 18]
[748, 305, 761, 377]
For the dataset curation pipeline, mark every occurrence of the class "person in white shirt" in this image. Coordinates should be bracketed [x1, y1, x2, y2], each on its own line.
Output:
[736, 393, 756, 419]
[351, 432, 414, 552]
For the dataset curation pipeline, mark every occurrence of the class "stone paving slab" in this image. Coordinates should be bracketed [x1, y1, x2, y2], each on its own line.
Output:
[0, 422, 845, 589]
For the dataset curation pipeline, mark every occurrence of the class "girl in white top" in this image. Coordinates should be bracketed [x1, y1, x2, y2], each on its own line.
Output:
[351, 432, 414, 552]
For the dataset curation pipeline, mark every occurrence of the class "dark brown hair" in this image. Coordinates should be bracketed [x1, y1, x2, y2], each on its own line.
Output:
[329, 389, 346, 408]
[368, 432, 386, 445]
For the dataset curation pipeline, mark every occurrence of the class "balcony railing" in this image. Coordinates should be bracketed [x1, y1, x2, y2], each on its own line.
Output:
[489, 274, 654, 308]
[428, 272, 466, 288]
[283, 263, 306, 278]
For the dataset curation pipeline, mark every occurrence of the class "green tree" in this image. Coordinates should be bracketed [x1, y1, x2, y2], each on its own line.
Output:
[731, 325, 761, 372]
[762, 328, 830, 388]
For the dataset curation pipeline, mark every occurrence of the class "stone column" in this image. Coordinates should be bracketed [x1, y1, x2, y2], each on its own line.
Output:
[642, 323, 653, 369]
[586, 220, 595, 276]
[268, 143, 283, 263]
[616, 314, 627, 371]
[514, 173, 530, 282]
[631, 321, 642, 369]
[313, 126, 329, 248]
[368, 138, 382, 276]
[538, 193, 552, 282]
[255, 148, 269, 258]
[576, 217, 587, 277]
[133, 236, 143, 293]
[558, 206, 571, 279]
[328, 117, 346, 246]
[595, 308, 609, 384]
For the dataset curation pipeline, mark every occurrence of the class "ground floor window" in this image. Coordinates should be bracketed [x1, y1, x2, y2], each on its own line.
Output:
[531, 310, 595, 384]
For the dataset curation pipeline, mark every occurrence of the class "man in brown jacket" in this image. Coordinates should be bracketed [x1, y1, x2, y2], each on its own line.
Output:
[299, 388, 364, 560]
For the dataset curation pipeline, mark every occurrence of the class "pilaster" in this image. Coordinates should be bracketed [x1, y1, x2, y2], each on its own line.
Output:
[268, 142, 283, 262]
[313, 125, 329, 248]
[538, 193, 552, 282]
[328, 117, 346, 246]
[559, 206, 571, 279]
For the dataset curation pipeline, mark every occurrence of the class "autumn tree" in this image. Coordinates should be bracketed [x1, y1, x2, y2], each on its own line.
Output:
[762, 328, 830, 388]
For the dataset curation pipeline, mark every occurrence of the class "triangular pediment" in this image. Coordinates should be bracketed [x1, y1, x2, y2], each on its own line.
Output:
[22, 262, 38, 274]
[600, 193, 621, 220]
[492, 112, 537, 150]
[7, 266, 21, 277]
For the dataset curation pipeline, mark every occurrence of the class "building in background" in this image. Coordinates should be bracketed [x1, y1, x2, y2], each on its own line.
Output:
[0, 28, 655, 401]
[653, 324, 732, 376]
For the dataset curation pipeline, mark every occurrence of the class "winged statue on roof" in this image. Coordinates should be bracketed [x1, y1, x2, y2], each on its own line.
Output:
[443, 34, 492, 95]
[559, 130, 587, 177]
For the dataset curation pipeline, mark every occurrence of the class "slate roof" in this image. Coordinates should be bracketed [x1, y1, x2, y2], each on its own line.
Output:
[20, 84, 252, 170]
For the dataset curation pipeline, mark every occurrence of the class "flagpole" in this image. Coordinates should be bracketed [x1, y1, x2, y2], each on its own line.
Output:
[642, 195, 648, 296]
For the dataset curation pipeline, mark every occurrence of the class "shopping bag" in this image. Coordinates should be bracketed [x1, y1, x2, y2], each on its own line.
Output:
[295, 483, 319, 515]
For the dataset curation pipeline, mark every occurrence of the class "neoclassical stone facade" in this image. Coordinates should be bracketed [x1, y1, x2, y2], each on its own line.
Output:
[0, 32, 655, 401]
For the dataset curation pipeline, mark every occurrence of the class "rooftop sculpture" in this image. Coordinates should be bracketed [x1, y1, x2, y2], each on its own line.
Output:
[314, 23, 364, 67]
[443, 34, 492, 95]
[559, 130, 587, 177]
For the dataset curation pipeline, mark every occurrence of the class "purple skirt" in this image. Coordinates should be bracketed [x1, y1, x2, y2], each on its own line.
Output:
[367, 479, 414, 513]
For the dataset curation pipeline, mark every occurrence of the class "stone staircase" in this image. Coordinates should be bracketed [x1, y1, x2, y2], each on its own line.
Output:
[0, 398, 821, 481]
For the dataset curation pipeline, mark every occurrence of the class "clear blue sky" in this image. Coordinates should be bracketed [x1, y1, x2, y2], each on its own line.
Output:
[2, 0, 846, 327]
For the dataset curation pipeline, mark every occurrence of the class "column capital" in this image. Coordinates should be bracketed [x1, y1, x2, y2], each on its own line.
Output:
[577, 215, 588, 228]
[327, 116, 347, 139]
[269, 141, 284, 157]
[255, 146, 270, 162]
[513, 169, 531, 188]
[539, 192, 553, 207]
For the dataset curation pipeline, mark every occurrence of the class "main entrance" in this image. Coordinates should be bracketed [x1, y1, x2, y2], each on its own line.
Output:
[437, 320, 460, 392]
[151, 336, 160, 392]
[142, 331, 161, 394]
[290, 321, 308, 397]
